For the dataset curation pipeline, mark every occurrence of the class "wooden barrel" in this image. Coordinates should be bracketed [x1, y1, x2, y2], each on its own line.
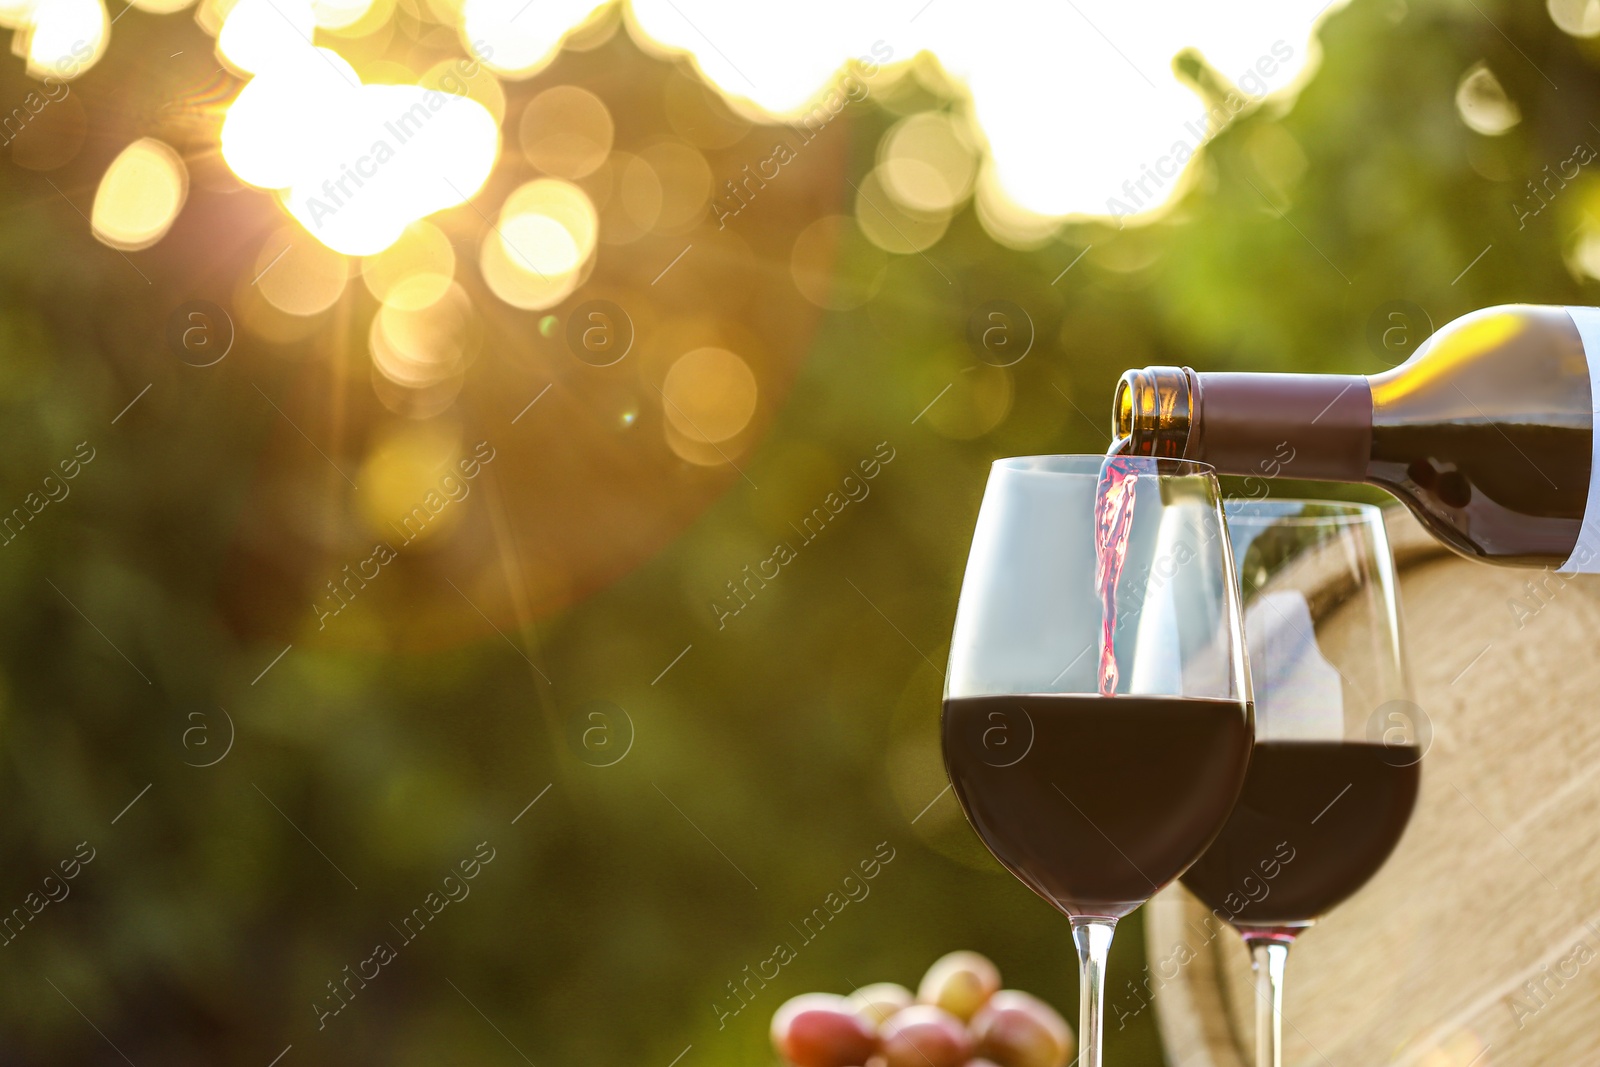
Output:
[1147, 505, 1600, 1067]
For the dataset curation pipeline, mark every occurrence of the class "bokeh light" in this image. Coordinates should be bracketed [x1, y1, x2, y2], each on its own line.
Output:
[518, 84, 613, 177]
[0, 0, 32, 28]
[421, 54, 506, 123]
[254, 228, 350, 316]
[1549, 0, 1600, 37]
[20, 0, 107, 78]
[594, 151, 664, 243]
[280, 80, 500, 255]
[480, 177, 597, 309]
[1571, 227, 1600, 281]
[660, 346, 757, 444]
[370, 278, 477, 391]
[310, 0, 374, 31]
[320, 0, 391, 35]
[500, 213, 582, 275]
[219, 19, 499, 256]
[662, 68, 749, 148]
[232, 269, 324, 343]
[356, 423, 466, 542]
[220, 47, 362, 190]
[461, 0, 606, 78]
[215, 0, 314, 76]
[362, 220, 455, 309]
[480, 229, 580, 309]
[636, 138, 710, 232]
[127, 0, 193, 15]
[505, 178, 596, 261]
[855, 166, 950, 254]
[1455, 63, 1520, 135]
[90, 138, 188, 251]
[878, 111, 979, 215]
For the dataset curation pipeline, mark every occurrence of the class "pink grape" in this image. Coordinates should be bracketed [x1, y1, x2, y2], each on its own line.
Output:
[847, 982, 914, 1027]
[970, 990, 1074, 1067]
[878, 1004, 971, 1067]
[916, 950, 1002, 1021]
[771, 993, 878, 1067]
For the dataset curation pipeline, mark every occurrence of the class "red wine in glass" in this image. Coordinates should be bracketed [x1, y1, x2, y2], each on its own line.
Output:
[1180, 740, 1420, 926]
[943, 693, 1252, 917]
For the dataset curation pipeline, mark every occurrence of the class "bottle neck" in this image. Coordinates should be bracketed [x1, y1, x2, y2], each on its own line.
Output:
[1114, 367, 1374, 482]
[1113, 366, 1192, 457]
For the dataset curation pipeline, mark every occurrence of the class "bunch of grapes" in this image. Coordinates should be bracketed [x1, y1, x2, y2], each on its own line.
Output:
[770, 951, 1074, 1067]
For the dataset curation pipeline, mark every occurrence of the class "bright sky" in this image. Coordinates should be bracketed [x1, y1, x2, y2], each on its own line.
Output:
[626, 0, 1345, 218]
[41, 0, 1351, 254]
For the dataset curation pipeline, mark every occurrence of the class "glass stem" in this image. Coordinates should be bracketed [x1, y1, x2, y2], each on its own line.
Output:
[1242, 935, 1293, 1067]
[1070, 917, 1117, 1067]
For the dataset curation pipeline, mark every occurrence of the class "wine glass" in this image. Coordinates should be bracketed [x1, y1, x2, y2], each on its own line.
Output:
[1179, 499, 1421, 1067]
[942, 455, 1253, 1067]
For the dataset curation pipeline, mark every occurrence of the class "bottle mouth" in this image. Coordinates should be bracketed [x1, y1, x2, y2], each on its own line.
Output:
[1112, 366, 1193, 458]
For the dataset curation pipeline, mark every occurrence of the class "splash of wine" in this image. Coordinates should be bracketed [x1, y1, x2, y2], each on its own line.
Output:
[1095, 444, 1140, 697]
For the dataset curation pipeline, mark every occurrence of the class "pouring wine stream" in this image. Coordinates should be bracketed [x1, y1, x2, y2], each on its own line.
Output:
[1094, 444, 1140, 698]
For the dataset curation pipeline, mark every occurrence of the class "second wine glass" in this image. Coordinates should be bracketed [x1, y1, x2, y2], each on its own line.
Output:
[1180, 499, 1422, 1067]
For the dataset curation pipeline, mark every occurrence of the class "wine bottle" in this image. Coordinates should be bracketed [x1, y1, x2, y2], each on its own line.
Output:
[1111, 303, 1600, 570]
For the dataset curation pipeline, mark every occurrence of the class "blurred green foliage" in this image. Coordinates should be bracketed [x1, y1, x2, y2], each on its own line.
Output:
[0, 0, 1594, 1064]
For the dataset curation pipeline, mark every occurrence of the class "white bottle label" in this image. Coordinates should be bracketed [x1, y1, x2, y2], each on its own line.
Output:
[1559, 306, 1600, 574]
